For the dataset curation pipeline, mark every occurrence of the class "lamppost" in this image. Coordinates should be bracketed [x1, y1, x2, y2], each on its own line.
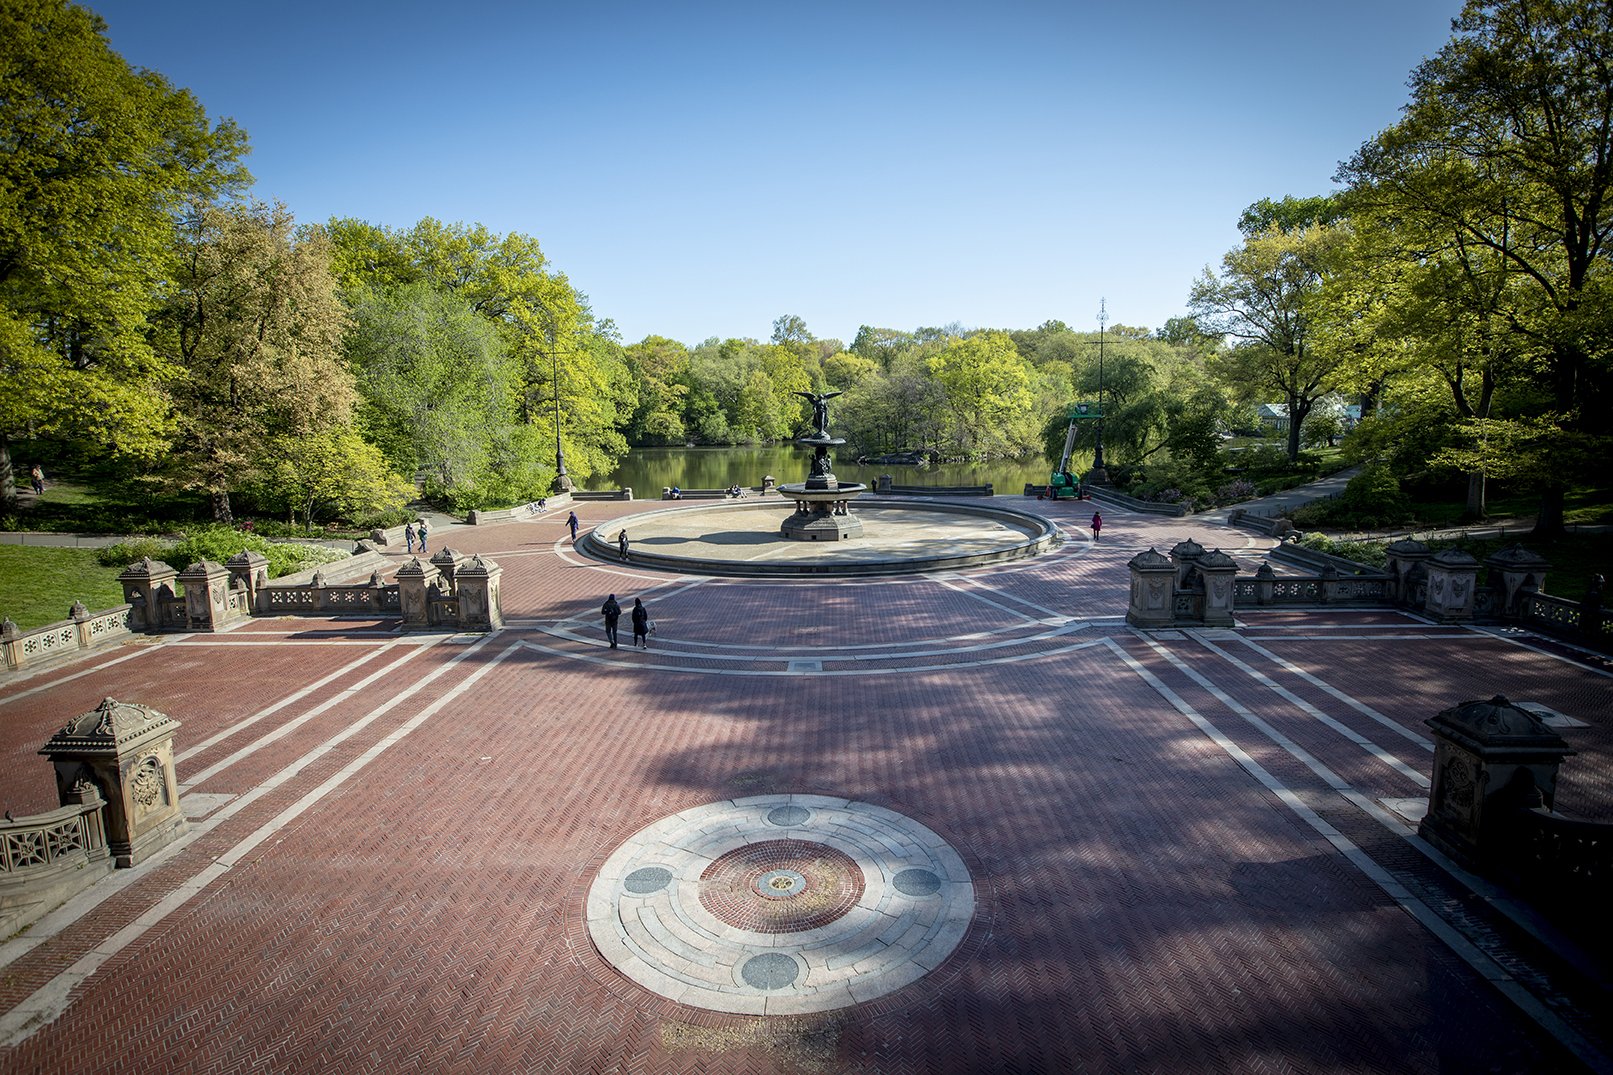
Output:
[548, 347, 574, 493]
[1089, 298, 1110, 485]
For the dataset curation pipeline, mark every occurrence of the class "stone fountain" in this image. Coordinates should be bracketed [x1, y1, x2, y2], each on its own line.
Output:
[779, 390, 866, 541]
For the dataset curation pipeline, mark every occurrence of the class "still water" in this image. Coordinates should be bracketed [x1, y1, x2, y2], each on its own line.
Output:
[599, 446, 1054, 494]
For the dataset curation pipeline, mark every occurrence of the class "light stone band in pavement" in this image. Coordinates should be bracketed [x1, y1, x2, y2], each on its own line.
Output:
[585, 794, 975, 1015]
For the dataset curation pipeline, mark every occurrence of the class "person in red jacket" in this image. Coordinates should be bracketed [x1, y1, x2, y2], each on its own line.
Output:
[1091, 511, 1103, 543]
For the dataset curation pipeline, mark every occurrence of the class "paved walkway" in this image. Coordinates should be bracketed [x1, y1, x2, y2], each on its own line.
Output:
[0, 496, 1608, 1073]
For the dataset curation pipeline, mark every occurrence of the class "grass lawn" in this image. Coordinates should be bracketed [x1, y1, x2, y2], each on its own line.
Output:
[0, 545, 129, 631]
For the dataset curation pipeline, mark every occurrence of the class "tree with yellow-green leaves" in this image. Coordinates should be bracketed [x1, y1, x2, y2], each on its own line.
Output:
[0, 0, 248, 506]
[156, 200, 374, 523]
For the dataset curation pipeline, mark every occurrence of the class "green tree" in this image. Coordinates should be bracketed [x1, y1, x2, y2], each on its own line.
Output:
[159, 201, 356, 522]
[927, 332, 1036, 458]
[623, 336, 691, 444]
[0, 0, 248, 503]
[1339, 0, 1613, 533]
[1190, 217, 1349, 461]
[252, 428, 413, 530]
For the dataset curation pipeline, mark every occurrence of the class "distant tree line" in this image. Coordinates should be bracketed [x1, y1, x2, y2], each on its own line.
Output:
[3, 0, 1607, 532]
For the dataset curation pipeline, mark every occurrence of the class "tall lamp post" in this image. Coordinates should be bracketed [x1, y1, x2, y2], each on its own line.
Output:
[1089, 298, 1110, 485]
[548, 347, 574, 493]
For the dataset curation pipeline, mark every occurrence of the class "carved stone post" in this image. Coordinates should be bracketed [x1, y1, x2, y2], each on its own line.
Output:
[1425, 549, 1481, 622]
[1419, 695, 1574, 868]
[1319, 563, 1340, 604]
[1126, 549, 1177, 629]
[1484, 545, 1550, 619]
[40, 698, 185, 867]
[429, 547, 467, 594]
[118, 557, 179, 632]
[226, 549, 270, 613]
[178, 560, 236, 631]
[1, 617, 21, 671]
[1198, 550, 1237, 627]
[396, 558, 439, 629]
[455, 555, 504, 631]
[1169, 538, 1206, 592]
[1383, 539, 1430, 607]
[1254, 562, 1276, 606]
[71, 600, 93, 649]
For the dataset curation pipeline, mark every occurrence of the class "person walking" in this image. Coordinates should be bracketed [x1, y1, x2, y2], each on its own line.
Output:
[404, 521, 416, 554]
[417, 517, 430, 554]
[618, 530, 630, 562]
[1090, 511, 1103, 543]
[567, 511, 580, 543]
[631, 597, 649, 649]
[29, 464, 44, 495]
[601, 593, 621, 649]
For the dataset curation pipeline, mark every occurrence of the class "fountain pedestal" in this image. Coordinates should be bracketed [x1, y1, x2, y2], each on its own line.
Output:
[780, 435, 865, 541]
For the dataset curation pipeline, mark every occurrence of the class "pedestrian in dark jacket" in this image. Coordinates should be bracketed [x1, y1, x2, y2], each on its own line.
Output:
[601, 594, 621, 649]
[618, 530, 630, 561]
[404, 522, 416, 554]
[1091, 511, 1103, 543]
[631, 598, 649, 649]
[417, 518, 430, 553]
[567, 511, 580, 542]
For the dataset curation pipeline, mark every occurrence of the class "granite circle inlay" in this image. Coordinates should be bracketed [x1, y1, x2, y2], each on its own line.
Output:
[767, 804, 811, 826]
[893, 868, 942, 896]
[586, 796, 976, 1015]
[623, 866, 672, 894]
[740, 953, 800, 990]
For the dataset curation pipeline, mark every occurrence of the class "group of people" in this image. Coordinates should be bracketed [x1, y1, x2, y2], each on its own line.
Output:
[599, 593, 652, 649]
[403, 518, 431, 554]
[726, 484, 745, 498]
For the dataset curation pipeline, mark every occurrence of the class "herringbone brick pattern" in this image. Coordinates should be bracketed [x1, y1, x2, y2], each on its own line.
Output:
[0, 503, 1602, 1072]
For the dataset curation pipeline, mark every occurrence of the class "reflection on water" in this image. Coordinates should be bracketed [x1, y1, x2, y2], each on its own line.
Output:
[601, 446, 1052, 494]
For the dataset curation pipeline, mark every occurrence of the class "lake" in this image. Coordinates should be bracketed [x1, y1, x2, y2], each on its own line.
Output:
[599, 446, 1055, 495]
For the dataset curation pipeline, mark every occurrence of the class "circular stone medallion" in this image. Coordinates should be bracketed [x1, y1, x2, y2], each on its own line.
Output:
[586, 795, 975, 1015]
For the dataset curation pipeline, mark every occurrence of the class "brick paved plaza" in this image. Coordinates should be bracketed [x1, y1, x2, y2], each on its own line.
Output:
[1, 499, 1608, 1073]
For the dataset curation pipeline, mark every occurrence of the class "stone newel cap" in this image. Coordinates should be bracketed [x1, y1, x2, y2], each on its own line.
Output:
[1170, 538, 1206, 560]
[1485, 544, 1550, 571]
[1385, 538, 1430, 557]
[457, 554, 499, 577]
[1429, 549, 1480, 569]
[1198, 549, 1236, 569]
[1128, 548, 1173, 570]
[1425, 695, 1572, 755]
[118, 557, 177, 580]
[40, 698, 181, 758]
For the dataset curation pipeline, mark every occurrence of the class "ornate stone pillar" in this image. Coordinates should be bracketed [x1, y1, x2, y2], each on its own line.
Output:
[1484, 545, 1550, 618]
[40, 698, 186, 867]
[1254, 562, 1276, 606]
[396, 558, 440, 629]
[1419, 695, 1574, 868]
[1198, 550, 1237, 627]
[1425, 549, 1481, 622]
[178, 560, 236, 631]
[1, 617, 21, 671]
[117, 557, 178, 632]
[429, 547, 467, 593]
[455, 555, 503, 631]
[1126, 549, 1177, 629]
[226, 549, 270, 612]
[1318, 563, 1340, 604]
[1169, 538, 1206, 592]
[1384, 538, 1431, 607]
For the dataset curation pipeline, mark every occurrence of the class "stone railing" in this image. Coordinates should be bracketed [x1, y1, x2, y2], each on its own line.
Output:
[1087, 487, 1189, 517]
[1226, 509, 1295, 537]
[1506, 807, 1612, 904]
[0, 788, 112, 934]
[261, 572, 400, 614]
[1231, 571, 1392, 607]
[1, 605, 135, 672]
[571, 489, 634, 501]
[467, 491, 574, 524]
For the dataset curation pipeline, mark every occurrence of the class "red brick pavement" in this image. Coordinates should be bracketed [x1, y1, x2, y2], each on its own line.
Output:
[0, 505, 1604, 1073]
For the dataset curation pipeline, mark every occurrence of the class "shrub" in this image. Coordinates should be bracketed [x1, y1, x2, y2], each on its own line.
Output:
[93, 525, 349, 578]
[1215, 478, 1257, 504]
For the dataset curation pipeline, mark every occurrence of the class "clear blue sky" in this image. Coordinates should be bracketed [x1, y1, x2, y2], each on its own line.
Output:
[91, 0, 1460, 348]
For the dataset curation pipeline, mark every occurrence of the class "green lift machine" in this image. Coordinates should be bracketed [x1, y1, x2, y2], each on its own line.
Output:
[1045, 402, 1101, 499]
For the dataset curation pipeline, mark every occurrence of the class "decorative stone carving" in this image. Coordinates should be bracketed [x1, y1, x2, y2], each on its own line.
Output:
[117, 558, 178, 631]
[1384, 538, 1431, 605]
[39, 698, 185, 867]
[178, 560, 238, 632]
[395, 557, 441, 629]
[1126, 549, 1178, 628]
[1424, 549, 1481, 622]
[1485, 545, 1550, 618]
[1198, 549, 1238, 627]
[225, 550, 270, 611]
[455, 555, 504, 631]
[1419, 695, 1573, 868]
[429, 548, 467, 592]
[1169, 538, 1206, 592]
